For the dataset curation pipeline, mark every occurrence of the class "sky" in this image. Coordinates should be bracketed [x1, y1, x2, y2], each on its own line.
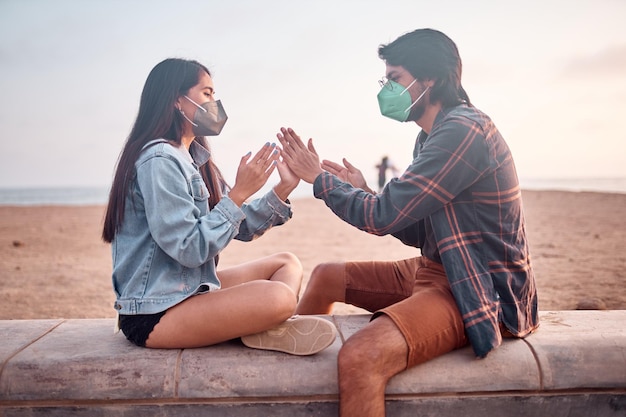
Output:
[1, 0, 625, 197]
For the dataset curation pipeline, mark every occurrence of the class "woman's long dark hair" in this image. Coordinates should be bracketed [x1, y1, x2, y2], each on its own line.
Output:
[102, 58, 225, 243]
[378, 28, 471, 108]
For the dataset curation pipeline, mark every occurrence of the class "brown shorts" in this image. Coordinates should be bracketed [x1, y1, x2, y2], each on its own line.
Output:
[344, 256, 468, 368]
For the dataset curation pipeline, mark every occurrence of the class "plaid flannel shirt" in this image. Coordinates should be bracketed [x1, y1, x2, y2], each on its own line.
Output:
[313, 104, 539, 358]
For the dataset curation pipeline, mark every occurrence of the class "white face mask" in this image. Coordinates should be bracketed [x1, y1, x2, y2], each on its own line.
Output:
[180, 96, 228, 136]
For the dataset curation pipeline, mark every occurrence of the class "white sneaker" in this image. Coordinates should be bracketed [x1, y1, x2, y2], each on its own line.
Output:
[241, 315, 337, 356]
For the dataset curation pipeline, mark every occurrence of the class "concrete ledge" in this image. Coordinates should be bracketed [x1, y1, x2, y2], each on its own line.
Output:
[1, 311, 625, 416]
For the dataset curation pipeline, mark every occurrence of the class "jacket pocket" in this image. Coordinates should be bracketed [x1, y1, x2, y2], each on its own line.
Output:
[190, 174, 209, 202]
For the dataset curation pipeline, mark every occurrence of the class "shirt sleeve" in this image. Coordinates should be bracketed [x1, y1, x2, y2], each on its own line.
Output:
[313, 114, 493, 235]
[390, 221, 426, 248]
[137, 155, 245, 268]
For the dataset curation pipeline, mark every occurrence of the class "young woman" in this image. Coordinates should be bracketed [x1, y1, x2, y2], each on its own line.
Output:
[102, 58, 336, 355]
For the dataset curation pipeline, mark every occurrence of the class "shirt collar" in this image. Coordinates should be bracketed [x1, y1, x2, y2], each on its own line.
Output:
[417, 103, 468, 150]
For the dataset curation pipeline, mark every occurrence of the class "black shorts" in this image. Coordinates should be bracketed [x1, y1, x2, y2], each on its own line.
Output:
[119, 310, 167, 347]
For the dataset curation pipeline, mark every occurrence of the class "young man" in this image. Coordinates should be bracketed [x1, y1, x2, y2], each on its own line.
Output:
[277, 28, 539, 416]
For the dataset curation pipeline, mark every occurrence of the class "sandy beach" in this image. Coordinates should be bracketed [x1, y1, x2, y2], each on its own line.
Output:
[1, 190, 624, 319]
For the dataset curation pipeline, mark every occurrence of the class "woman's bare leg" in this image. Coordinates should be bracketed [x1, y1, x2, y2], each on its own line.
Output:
[146, 280, 296, 348]
[218, 252, 302, 296]
[145, 252, 302, 349]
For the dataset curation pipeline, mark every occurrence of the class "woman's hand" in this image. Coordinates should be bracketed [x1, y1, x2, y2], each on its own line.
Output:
[322, 158, 374, 193]
[273, 156, 300, 201]
[229, 143, 279, 206]
[276, 127, 324, 184]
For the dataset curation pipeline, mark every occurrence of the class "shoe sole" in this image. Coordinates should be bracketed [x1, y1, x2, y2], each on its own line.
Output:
[241, 316, 337, 356]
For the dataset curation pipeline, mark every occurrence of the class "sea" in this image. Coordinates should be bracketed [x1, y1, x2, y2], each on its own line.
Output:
[0, 178, 625, 206]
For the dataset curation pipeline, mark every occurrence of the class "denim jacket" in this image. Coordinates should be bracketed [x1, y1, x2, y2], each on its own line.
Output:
[112, 139, 292, 315]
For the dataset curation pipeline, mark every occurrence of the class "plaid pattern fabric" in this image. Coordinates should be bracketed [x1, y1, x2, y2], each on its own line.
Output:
[313, 104, 538, 358]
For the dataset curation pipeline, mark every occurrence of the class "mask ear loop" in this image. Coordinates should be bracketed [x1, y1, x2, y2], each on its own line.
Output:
[179, 108, 198, 127]
[404, 85, 430, 114]
[400, 79, 418, 95]
[184, 95, 208, 113]
[179, 95, 207, 127]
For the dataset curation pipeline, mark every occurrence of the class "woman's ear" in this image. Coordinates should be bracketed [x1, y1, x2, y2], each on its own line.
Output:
[174, 95, 185, 112]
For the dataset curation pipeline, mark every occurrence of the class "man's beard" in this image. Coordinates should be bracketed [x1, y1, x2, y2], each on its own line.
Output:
[406, 100, 427, 121]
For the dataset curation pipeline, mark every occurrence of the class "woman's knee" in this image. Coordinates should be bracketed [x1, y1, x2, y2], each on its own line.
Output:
[263, 280, 298, 319]
[272, 251, 303, 272]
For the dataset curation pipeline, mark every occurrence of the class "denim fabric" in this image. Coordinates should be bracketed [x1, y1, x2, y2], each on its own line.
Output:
[112, 140, 292, 315]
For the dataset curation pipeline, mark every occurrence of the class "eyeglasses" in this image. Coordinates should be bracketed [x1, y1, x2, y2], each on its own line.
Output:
[378, 77, 417, 94]
[378, 76, 394, 91]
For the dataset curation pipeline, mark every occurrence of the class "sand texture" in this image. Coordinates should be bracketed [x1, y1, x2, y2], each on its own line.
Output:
[1, 190, 624, 319]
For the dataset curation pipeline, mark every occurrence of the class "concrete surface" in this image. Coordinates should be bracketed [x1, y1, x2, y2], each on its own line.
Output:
[0, 311, 625, 416]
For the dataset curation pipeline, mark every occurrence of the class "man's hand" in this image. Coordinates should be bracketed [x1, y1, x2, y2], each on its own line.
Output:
[321, 158, 374, 193]
[276, 127, 324, 184]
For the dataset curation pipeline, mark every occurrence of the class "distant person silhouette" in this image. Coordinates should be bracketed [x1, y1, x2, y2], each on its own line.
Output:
[376, 156, 399, 191]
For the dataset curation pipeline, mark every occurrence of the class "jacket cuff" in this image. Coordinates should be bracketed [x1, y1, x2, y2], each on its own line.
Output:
[215, 196, 246, 225]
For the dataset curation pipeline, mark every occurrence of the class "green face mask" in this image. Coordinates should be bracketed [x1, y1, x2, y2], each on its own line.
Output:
[377, 79, 429, 122]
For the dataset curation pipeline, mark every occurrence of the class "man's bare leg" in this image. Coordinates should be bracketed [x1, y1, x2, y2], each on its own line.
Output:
[296, 262, 346, 315]
[338, 315, 408, 417]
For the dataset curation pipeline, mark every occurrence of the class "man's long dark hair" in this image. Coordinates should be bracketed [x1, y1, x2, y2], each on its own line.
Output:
[102, 58, 225, 243]
[378, 28, 471, 108]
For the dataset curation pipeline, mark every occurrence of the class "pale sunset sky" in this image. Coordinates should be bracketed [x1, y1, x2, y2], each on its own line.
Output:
[1, 0, 625, 196]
